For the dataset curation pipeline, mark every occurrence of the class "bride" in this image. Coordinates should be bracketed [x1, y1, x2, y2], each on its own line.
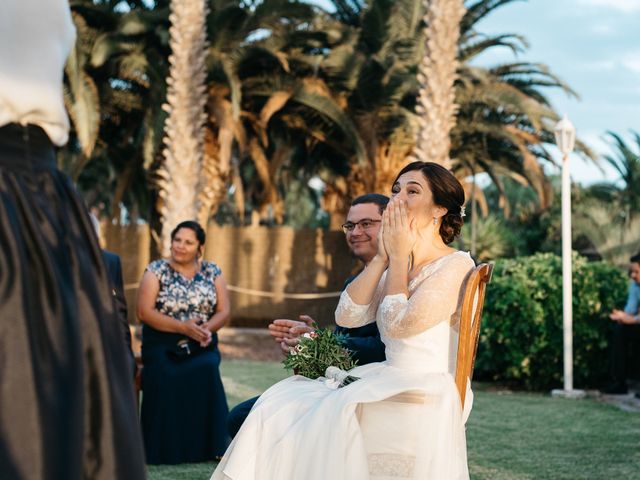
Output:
[211, 161, 474, 480]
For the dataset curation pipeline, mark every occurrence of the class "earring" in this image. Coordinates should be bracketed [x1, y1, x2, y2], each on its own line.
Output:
[433, 217, 438, 225]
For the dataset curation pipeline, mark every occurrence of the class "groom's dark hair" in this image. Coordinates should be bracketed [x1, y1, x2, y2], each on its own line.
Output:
[351, 193, 389, 215]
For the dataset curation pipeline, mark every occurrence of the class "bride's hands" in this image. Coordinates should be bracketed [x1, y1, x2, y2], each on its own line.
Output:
[373, 220, 389, 265]
[382, 197, 416, 264]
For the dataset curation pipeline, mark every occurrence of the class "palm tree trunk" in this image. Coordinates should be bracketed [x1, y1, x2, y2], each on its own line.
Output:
[156, 0, 209, 256]
[412, 0, 465, 168]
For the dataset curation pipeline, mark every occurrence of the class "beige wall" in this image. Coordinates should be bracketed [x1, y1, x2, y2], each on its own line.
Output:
[103, 224, 359, 328]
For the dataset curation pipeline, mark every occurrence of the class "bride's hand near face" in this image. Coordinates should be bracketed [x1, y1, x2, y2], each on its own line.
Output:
[382, 198, 415, 298]
[383, 198, 415, 264]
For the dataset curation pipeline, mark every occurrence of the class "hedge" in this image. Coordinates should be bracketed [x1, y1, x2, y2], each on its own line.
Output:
[475, 253, 629, 390]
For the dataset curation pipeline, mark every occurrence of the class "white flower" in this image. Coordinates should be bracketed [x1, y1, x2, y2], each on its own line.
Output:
[303, 332, 313, 339]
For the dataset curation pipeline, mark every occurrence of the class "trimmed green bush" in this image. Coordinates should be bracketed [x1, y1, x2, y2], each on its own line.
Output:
[475, 253, 628, 390]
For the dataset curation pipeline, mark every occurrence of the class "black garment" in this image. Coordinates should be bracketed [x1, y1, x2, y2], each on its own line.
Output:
[102, 249, 135, 377]
[609, 322, 640, 389]
[141, 334, 229, 463]
[227, 396, 258, 439]
[0, 124, 145, 479]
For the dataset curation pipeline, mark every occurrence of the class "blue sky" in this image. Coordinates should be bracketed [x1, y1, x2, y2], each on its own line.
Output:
[473, 0, 640, 185]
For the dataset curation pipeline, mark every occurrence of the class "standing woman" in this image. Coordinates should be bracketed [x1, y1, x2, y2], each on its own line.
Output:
[137, 220, 231, 464]
[0, 1, 146, 479]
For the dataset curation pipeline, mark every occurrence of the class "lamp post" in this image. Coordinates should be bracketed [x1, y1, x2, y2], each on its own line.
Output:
[551, 115, 584, 399]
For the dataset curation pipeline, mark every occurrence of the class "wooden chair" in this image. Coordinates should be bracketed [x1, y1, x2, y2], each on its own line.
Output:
[454, 262, 493, 410]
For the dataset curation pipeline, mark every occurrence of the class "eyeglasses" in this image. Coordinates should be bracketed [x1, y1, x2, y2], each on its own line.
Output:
[341, 219, 381, 234]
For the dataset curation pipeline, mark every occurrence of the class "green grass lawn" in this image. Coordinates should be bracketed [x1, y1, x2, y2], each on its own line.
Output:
[147, 360, 640, 480]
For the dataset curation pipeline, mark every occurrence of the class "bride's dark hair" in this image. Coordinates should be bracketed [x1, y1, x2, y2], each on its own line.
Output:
[393, 161, 465, 244]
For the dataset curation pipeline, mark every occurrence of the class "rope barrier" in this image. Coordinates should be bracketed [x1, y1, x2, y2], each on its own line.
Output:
[226, 285, 342, 299]
[124, 283, 342, 300]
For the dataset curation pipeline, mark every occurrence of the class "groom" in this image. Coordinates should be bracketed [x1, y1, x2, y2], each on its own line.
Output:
[227, 193, 389, 438]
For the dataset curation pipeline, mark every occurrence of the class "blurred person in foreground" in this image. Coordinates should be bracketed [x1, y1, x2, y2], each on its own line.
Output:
[0, 1, 145, 479]
[605, 252, 640, 395]
[226, 194, 389, 439]
[137, 220, 231, 464]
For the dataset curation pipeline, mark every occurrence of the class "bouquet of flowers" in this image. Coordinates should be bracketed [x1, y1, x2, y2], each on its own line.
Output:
[283, 325, 359, 388]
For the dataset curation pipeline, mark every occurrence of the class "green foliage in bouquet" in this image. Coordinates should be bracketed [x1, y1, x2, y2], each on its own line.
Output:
[475, 252, 628, 390]
[282, 325, 357, 380]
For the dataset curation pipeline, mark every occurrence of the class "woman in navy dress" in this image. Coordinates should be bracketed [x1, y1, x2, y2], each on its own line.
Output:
[137, 220, 231, 464]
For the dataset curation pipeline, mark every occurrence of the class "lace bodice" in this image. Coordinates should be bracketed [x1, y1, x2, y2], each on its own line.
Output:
[335, 251, 474, 372]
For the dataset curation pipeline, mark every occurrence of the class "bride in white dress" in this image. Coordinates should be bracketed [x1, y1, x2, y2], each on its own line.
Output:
[211, 161, 474, 480]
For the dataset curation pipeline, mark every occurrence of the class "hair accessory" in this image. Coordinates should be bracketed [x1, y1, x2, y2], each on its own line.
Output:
[460, 206, 466, 218]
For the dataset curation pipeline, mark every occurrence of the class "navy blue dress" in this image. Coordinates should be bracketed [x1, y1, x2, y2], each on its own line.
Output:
[141, 259, 229, 464]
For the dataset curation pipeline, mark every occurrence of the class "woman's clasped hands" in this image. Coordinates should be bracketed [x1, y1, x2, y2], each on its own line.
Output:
[181, 318, 212, 347]
[377, 197, 416, 266]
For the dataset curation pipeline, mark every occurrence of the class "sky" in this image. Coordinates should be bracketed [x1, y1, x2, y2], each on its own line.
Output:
[472, 0, 640, 185]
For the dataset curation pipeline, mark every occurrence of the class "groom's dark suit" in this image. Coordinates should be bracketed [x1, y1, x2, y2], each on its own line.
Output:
[227, 322, 385, 439]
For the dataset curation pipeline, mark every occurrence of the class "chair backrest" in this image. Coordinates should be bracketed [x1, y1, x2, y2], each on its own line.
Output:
[454, 262, 493, 409]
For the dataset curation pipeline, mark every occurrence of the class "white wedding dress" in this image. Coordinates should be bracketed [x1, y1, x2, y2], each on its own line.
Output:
[212, 251, 474, 480]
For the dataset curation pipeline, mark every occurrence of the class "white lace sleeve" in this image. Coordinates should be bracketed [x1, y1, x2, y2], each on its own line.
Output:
[335, 275, 386, 328]
[379, 254, 474, 339]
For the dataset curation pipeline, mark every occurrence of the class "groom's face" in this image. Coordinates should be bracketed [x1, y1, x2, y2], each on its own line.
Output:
[345, 203, 382, 264]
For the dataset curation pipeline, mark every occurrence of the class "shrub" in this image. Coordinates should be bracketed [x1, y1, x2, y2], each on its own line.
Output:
[475, 253, 628, 390]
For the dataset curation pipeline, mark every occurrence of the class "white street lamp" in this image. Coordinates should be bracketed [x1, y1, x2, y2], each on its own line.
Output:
[552, 115, 584, 399]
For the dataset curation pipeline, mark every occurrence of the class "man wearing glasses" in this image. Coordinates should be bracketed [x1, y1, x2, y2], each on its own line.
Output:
[227, 193, 389, 438]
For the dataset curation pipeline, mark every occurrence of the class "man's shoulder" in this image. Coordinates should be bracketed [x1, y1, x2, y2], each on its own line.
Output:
[102, 249, 121, 267]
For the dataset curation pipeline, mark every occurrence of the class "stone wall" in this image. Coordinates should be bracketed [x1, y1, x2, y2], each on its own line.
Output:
[103, 224, 359, 328]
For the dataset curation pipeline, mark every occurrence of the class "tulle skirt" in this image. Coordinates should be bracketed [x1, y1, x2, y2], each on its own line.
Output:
[212, 361, 470, 480]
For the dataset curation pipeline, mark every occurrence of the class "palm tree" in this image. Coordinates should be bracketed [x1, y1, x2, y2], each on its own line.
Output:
[299, 0, 429, 224]
[63, 0, 171, 226]
[587, 131, 640, 229]
[411, 0, 466, 168]
[319, 0, 589, 230]
[156, 0, 209, 255]
[196, 0, 398, 226]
